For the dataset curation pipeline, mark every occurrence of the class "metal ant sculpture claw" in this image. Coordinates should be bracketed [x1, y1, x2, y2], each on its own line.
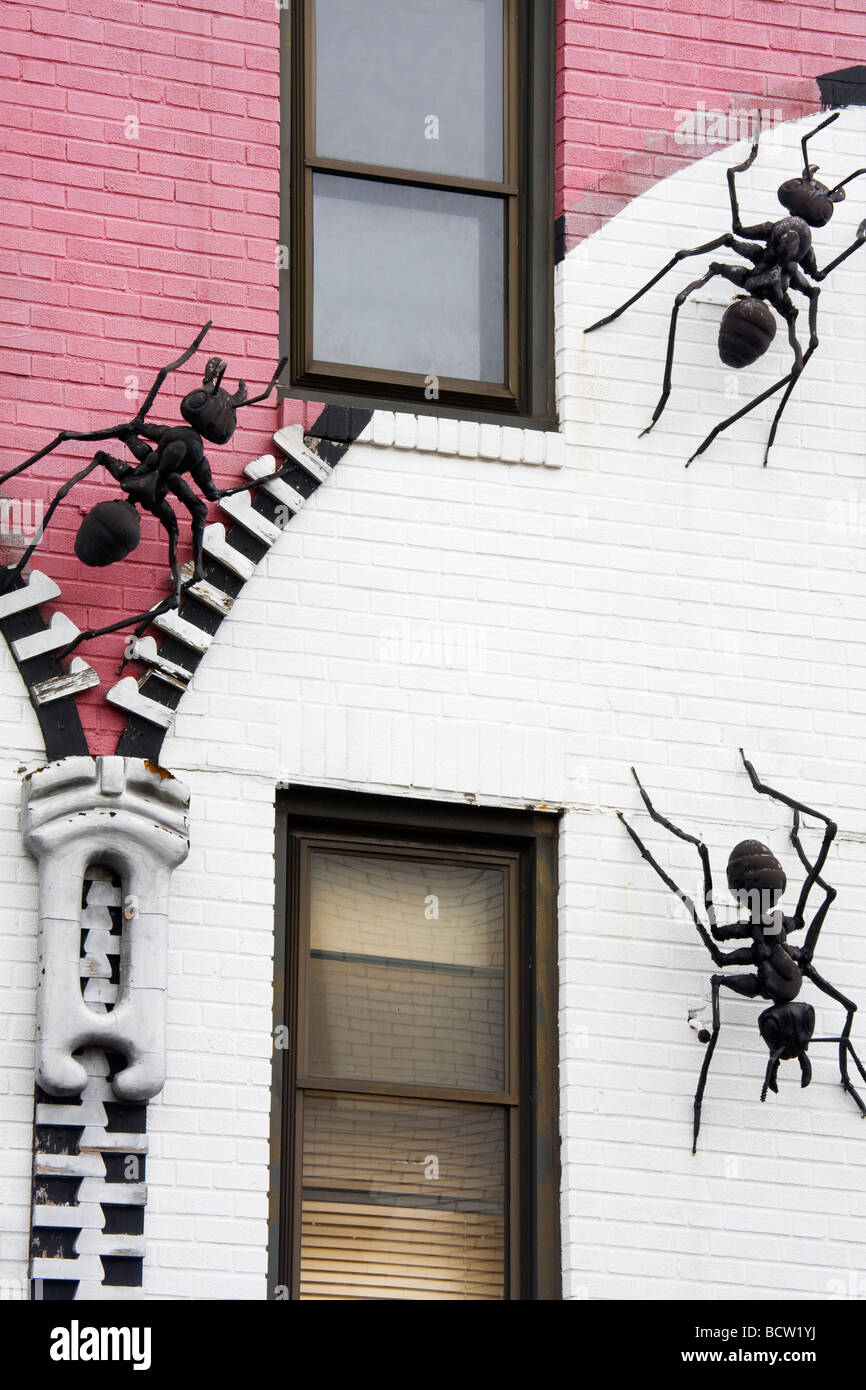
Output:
[619, 751, 866, 1151]
[587, 111, 866, 465]
[0, 324, 290, 650]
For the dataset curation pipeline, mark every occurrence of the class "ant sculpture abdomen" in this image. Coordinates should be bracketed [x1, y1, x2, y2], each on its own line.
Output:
[718, 298, 777, 367]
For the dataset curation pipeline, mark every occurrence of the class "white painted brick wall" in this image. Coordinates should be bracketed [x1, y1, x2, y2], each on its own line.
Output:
[3, 113, 866, 1300]
[0, 647, 50, 1300]
[141, 770, 275, 1300]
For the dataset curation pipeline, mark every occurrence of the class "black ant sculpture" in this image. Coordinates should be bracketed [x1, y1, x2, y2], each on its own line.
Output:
[586, 111, 866, 466]
[619, 750, 866, 1152]
[0, 322, 290, 652]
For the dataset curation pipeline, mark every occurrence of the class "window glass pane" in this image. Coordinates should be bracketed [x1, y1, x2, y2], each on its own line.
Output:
[301, 1095, 506, 1300]
[314, 0, 504, 181]
[308, 850, 505, 1090]
[312, 173, 505, 383]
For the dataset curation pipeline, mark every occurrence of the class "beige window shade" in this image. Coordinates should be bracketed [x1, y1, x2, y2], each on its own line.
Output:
[300, 1094, 506, 1300]
[300, 1203, 505, 1300]
[308, 851, 506, 1090]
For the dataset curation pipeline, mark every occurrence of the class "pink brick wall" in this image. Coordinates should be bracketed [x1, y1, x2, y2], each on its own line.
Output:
[0, 0, 862, 751]
[558, 0, 865, 248]
[0, 0, 302, 750]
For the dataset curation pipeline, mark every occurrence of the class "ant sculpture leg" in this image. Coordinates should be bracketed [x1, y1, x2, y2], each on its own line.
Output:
[0, 323, 211, 492]
[620, 766, 769, 956]
[813, 217, 866, 282]
[2, 444, 152, 588]
[727, 117, 774, 242]
[696, 971, 760, 1153]
[804, 964, 866, 1117]
[54, 481, 189, 659]
[640, 270, 719, 437]
[152, 497, 182, 598]
[787, 806, 836, 955]
[619, 766, 720, 947]
[8, 438, 165, 584]
[167, 476, 208, 586]
[618, 768, 765, 1150]
[587, 130, 773, 334]
[640, 260, 764, 437]
[159, 436, 297, 587]
[56, 587, 189, 659]
[739, 748, 836, 932]
[760, 282, 820, 465]
[183, 452, 297, 581]
[685, 286, 816, 468]
[740, 749, 866, 1112]
[787, 812, 866, 1114]
[585, 234, 763, 334]
[6, 456, 106, 580]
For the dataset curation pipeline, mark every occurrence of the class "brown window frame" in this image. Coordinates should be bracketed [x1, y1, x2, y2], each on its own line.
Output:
[279, 0, 556, 428]
[269, 787, 561, 1301]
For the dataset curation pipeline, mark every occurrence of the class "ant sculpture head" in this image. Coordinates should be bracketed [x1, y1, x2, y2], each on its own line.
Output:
[777, 111, 866, 227]
[778, 166, 849, 227]
[727, 839, 786, 922]
[180, 356, 248, 445]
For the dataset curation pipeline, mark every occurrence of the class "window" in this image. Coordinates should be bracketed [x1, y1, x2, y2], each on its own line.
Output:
[270, 790, 560, 1300]
[282, 0, 555, 424]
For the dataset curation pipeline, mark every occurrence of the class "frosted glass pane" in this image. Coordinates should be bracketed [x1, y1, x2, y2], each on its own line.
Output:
[314, 0, 503, 181]
[308, 851, 505, 1089]
[312, 173, 505, 383]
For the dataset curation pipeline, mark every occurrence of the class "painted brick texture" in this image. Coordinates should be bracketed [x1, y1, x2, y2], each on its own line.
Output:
[2, 0, 854, 751]
[0, 0, 306, 751]
[557, 0, 866, 249]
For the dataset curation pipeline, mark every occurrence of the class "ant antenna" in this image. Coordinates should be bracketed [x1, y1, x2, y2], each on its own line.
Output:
[212, 362, 228, 392]
[800, 110, 839, 178]
[234, 356, 288, 409]
[827, 167, 866, 197]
